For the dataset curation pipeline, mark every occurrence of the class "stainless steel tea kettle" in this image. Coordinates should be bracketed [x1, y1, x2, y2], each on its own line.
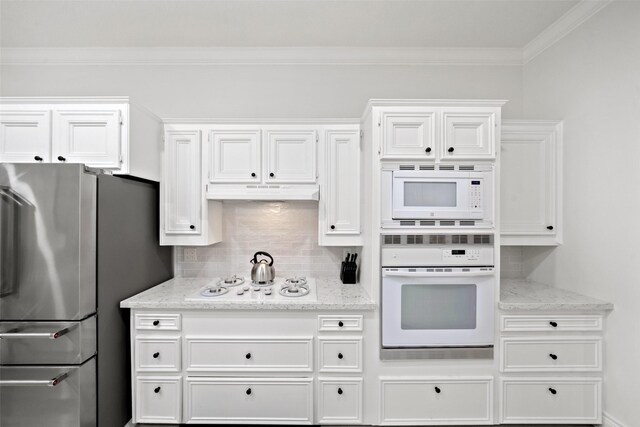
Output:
[250, 251, 275, 283]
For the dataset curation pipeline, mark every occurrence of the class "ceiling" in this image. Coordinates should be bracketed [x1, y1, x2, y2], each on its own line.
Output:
[0, 0, 580, 48]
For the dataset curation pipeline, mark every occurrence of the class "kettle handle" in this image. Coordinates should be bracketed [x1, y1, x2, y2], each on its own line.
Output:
[251, 251, 274, 266]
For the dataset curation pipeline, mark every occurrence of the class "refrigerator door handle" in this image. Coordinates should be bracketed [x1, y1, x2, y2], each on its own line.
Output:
[0, 372, 68, 387]
[0, 325, 74, 339]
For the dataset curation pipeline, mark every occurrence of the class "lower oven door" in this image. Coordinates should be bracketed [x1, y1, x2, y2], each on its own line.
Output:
[382, 268, 495, 347]
[0, 357, 96, 427]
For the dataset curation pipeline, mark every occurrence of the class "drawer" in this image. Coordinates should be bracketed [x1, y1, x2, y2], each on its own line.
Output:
[380, 377, 493, 425]
[318, 315, 363, 332]
[318, 377, 363, 424]
[500, 378, 601, 424]
[135, 336, 181, 372]
[135, 313, 181, 331]
[135, 376, 182, 424]
[501, 337, 601, 372]
[500, 314, 602, 332]
[185, 377, 313, 424]
[318, 337, 363, 373]
[186, 337, 313, 373]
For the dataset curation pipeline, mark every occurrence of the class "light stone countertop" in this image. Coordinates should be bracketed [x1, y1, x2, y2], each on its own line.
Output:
[500, 279, 613, 312]
[120, 277, 376, 311]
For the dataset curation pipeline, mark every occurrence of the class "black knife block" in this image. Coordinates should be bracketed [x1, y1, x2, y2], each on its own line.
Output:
[340, 261, 357, 284]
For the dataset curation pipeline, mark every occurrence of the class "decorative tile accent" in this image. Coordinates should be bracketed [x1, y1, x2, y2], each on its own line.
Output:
[175, 201, 346, 278]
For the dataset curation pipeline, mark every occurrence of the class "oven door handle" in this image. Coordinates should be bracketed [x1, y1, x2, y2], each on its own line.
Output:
[0, 372, 68, 387]
[382, 270, 494, 277]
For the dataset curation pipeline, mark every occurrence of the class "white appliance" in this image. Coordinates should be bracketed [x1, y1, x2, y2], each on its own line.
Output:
[381, 164, 494, 229]
[381, 236, 495, 354]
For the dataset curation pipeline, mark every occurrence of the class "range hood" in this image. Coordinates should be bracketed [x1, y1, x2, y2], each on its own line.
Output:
[206, 184, 320, 201]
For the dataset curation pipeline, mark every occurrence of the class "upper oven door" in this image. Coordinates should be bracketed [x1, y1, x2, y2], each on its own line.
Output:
[391, 171, 482, 220]
[381, 268, 495, 348]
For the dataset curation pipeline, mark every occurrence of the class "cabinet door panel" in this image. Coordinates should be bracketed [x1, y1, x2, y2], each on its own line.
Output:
[318, 378, 363, 424]
[325, 130, 360, 234]
[442, 111, 495, 159]
[0, 110, 51, 163]
[209, 130, 261, 183]
[53, 109, 121, 168]
[135, 376, 182, 424]
[265, 129, 316, 183]
[164, 130, 201, 234]
[382, 112, 435, 159]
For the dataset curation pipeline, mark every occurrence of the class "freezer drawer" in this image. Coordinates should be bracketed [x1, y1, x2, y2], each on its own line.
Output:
[0, 357, 96, 427]
[0, 315, 96, 365]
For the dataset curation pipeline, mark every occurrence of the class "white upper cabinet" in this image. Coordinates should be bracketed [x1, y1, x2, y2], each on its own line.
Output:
[381, 109, 436, 159]
[501, 120, 562, 246]
[441, 110, 496, 160]
[0, 109, 51, 163]
[164, 130, 201, 235]
[322, 129, 361, 240]
[208, 129, 261, 183]
[52, 109, 122, 168]
[265, 128, 317, 183]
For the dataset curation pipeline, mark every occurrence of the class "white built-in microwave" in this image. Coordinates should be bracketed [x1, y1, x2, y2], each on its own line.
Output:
[381, 164, 494, 228]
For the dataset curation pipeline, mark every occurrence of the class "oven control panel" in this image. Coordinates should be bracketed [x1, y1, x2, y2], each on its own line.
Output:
[443, 248, 482, 262]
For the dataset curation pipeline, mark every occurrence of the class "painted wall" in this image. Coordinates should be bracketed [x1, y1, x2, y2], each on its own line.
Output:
[522, 2, 640, 425]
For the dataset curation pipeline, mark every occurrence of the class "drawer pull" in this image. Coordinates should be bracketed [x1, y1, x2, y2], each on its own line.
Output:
[549, 321, 558, 328]
[337, 387, 343, 395]
[337, 352, 344, 360]
[34, 155, 43, 162]
[246, 388, 252, 395]
[152, 320, 160, 326]
[434, 386, 441, 394]
[57, 155, 66, 162]
[245, 353, 252, 359]
[548, 387, 557, 395]
[338, 321, 344, 327]
[549, 353, 558, 360]
[153, 352, 160, 359]
[154, 387, 161, 394]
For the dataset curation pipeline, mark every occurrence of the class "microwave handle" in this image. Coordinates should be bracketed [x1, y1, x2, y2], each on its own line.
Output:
[382, 270, 494, 277]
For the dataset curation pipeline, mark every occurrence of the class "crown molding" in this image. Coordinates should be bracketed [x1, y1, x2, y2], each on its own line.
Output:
[0, 46, 523, 67]
[523, 0, 613, 64]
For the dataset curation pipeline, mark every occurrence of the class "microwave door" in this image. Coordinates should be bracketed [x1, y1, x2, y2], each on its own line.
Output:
[392, 178, 470, 220]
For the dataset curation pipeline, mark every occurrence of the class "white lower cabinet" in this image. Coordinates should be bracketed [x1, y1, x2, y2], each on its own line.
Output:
[379, 377, 494, 425]
[501, 337, 601, 372]
[500, 378, 601, 424]
[135, 336, 181, 372]
[318, 336, 362, 373]
[318, 377, 363, 424]
[185, 377, 313, 424]
[135, 376, 182, 424]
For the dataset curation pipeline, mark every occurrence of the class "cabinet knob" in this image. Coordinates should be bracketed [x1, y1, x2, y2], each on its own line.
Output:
[547, 225, 554, 230]
[337, 353, 344, 360]
[337, 387, 343, 395]
[425, 147, 432, 153]
[338, 321, 344, 327]
[154, 387, 161, 394]
[269, 172, 275, 178]
[152, 320, 160, 326]
[246, 388, 252, 395]
[153, 352, 160, 359]
[549, 353, 558, 360]
[447, 147, 454, 153]
[189, 225, 195, 230]
[34, 155, 43, 162]
[245, 353, 251, 359]
[548, 387, 557, 395]
[57, 156, 66, 162]
[251, 172, 256, 177]
[549, 321, 558, 328]
[330, 225, 336, 230]
[434, 386, 441, 394]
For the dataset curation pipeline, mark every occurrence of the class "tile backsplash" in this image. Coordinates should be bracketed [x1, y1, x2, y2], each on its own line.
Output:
[175, 201, 346, 278]
[501, 246, 525, 279]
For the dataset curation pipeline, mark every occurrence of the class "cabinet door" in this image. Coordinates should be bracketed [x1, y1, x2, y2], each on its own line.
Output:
[501, 121, 560, 244]
[135, 376, 182, 424]
[265, 129, 317, 183]
[0, 110, 51, 163]
[209, 129, 261, 183]
[441, 111, 496, 159]
[317, 378, 363, 424]
[382, 111, 436, 159]
[52, 109, 122, 168]
[164, 130, 201, 235]
[325, 130, 360, 235]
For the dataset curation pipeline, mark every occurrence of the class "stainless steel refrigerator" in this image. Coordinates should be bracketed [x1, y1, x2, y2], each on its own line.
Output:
[0, 163, 173, 427]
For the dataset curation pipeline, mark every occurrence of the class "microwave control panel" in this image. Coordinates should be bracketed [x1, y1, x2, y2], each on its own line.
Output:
[443, 248, 482, 262]
[469, 180, 482, 209]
